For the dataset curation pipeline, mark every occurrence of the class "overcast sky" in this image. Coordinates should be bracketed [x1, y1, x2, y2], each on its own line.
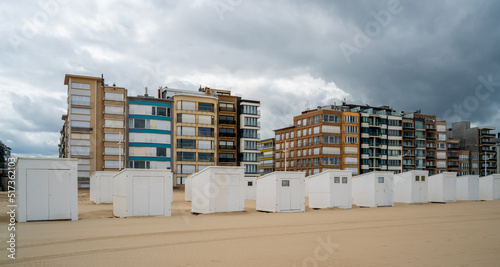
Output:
[1, 0, 500, 157]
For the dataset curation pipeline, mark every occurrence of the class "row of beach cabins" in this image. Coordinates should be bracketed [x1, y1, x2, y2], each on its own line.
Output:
[13, 158, 500, 222]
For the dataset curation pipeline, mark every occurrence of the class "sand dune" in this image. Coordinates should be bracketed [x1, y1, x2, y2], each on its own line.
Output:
[1, 191, 499, 266]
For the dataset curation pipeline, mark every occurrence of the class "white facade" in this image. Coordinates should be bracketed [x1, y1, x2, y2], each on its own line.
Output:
[479, 174, 500, 200]
[456, 175, 480, 201]
[113, 169, 173, 217]
[427, 172, 457, 203]
[307, 170, 352, 209]
[351, 171, 394, 207]
[256, 171, 306, 212]
[15, 158, 78, 222]
[190, 166, 245, 214]
[244, 176, 257, 200]
[393, 170, 428, 203]
[239, 100, 261, 177]
[90, 171, 116, 204]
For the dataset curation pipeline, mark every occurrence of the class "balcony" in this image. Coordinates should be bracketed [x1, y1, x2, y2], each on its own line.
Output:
[219, 132, 236, 138]
[219, 107, 236, 112]
[219, 120, 236, 125]
[426, 146, 436, 150]
[403, 135, 415, 139]
[71, 127, 93, 133]
[447, 146, 460, 151]
[447, 154, 459, 159]
[219, 145, 236, 150]
[219, 158, 236, 162]
[426, 127, 436, 132]
[426, 136, 436, 141]
[426, 154, 436, 159]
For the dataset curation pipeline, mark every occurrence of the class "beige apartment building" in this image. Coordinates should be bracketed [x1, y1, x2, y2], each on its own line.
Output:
[60, 74, 126, 187]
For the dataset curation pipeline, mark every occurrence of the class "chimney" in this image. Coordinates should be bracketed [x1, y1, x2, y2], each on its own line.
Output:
[144, 87, 148, 97]
[158, 87, 161, 98]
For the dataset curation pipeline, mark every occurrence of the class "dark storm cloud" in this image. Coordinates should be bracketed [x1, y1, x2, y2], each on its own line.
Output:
[1, 0, 499, 156]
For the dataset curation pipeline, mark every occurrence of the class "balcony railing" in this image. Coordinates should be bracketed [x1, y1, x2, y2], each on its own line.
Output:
[219, 158, 236, 162]
[219, 107, 236, 112]
[219, 132, 236, 137]
[219, 120, 236, 125]
[219, 145, 236, 150]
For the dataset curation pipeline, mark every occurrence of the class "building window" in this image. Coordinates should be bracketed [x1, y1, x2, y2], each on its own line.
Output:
[322, 157, 340, 165]
[177, 164, 195, 174]
[245, 141, 257, 150]
[104, 92, 124, 101]
[104, 146, 120, 155]
[199, 140, 214, 150]
[71, 95, 90, 106]
[245, 164, 257, 174]
[241, 105, 258, 115]
[71, 108, 90, 114]
[71, 82, 91, 89]
[242, 129, 258, 138]
[177, 152, 196, 161]
[198, 115, 213, 125]
[177, 139, 196, 149]
[104, 105, 123, 114]
[152, 106, 169, 117]
[71, 146, 90, 156]
[220, 115, 235, 124]
[344, 116, 358, 123]
[219, 140, 235, 149]
[198, 127, 214, 137]
[104, 160, 120, 169]
[129, 161, 150, 169]
[157, 147, 167, 157]
[177, 101, 196, 111]
[198, 153, 213, 162]
[130, 119, 148, 129]
[242, 153, 258, 162]
[244, 117, 258, 127]
[322, 125, 341, 134]
[198, 102, 213, 112]
[323, 136, 340, 144]
[323, 115, 340, 123]
[71, 120, 90, 128]
[344, 126, 358, 134]
[313, 115, 320, 123]
[177, 126, 196, 136]
[344, 136, 358, 144]
[177, 114, 196, 123]
[219, 103, 235, 112]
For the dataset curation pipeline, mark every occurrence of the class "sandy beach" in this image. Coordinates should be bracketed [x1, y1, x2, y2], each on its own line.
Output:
[1, 190, 499, 266]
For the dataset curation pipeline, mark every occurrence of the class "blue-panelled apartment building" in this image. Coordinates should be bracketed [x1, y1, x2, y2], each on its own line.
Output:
[127, 94, 173, 170]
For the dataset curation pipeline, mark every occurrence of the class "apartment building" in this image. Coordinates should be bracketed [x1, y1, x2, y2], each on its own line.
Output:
[162, 89, 217, 185]
[238, 99, 261, 177]
[343, 104, 402, 174]
[274, 105, 360, 176]
[257, 138, 275, 176]
[0, 140, 11, 191]
[435, 121, 448, 174]
[211, 89, 238, 167]
[447, 121, 497, 176]
[60, 74, 126, 187]
[126, 93, 173, 170]
[446, 139, 460, 173]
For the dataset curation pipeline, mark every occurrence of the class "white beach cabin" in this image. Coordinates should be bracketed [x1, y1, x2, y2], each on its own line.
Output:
[393, 170, 428, 203]
[190, 166, 245, 214]
[351, 171, 394, 207]
[479, 174, 500, 200]
[90, 171, 116, 204]
[256, 171, 306, 212]
[15, 158, 78, 222]
[427, 172, 457, 203]
[113, 169, 173, 217]
[307, 170, 352, 209]
[456, 175, 480, 201]
[244, 176, 257, 200]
